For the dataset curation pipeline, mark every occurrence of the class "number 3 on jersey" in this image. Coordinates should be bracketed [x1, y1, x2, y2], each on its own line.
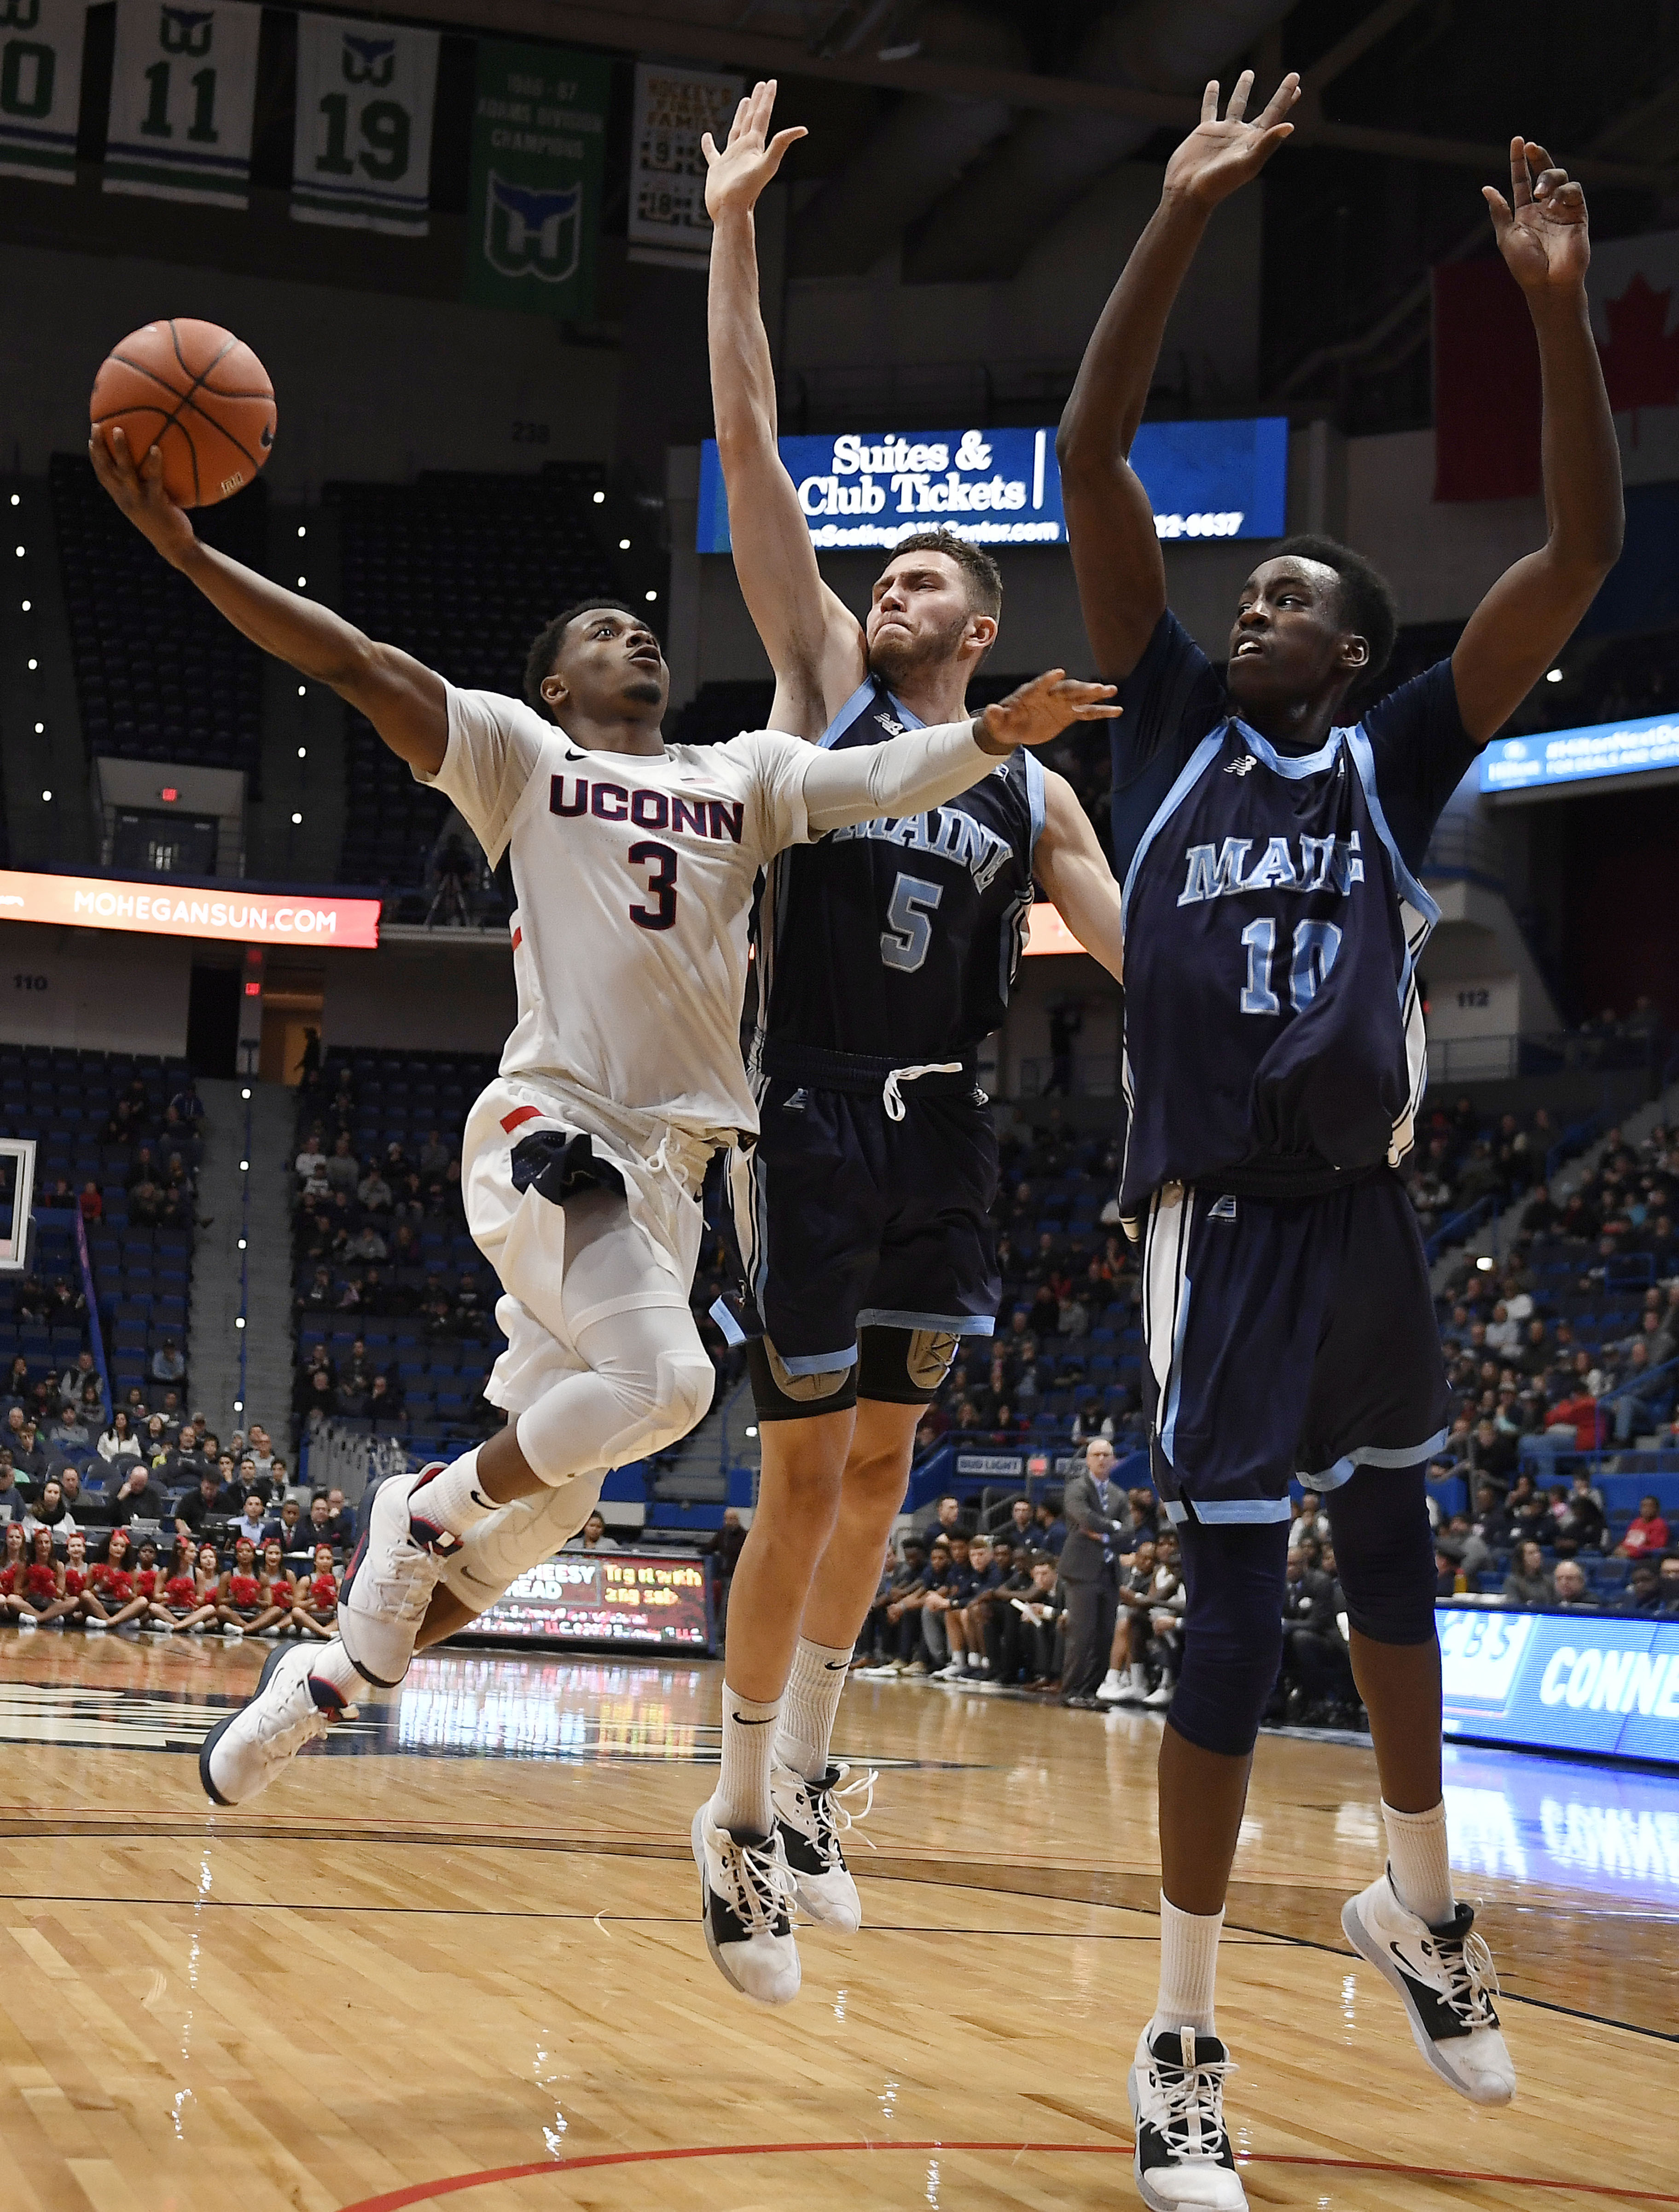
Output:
[1239, 915, 1342, 1015]
[881, 872, 944, 973]
[628, 840, 677, 931]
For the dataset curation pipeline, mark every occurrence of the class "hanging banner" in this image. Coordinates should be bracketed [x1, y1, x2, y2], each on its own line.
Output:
[627, 61, 741, 267]
[463, 39, 608, 319]
[290, 12, 437, 235]
[0, 0, 88, 185]
[103, 0, 261, 206]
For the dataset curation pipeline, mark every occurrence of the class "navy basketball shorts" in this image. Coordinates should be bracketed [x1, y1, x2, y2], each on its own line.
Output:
[1139, 1166, 1449, 1524]
[725, 1073, 999, 1421]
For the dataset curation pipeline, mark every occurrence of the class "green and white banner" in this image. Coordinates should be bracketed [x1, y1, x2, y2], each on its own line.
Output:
[290, 12, 437, 235]
[103, 0, 260, 206]
[0, 0, 88, 185]
[463, 40, 609, 319]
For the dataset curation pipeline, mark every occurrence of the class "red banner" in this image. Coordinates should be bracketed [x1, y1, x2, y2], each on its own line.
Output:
[1432, 257, 1542, 503]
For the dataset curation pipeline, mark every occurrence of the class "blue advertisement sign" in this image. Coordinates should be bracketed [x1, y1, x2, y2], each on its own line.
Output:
[1438, 1605, 1679, 1766]
[1442, 1741, 1679, 1902]
[1480, 710, 1679, 796]
[695, 417, 1289, 555]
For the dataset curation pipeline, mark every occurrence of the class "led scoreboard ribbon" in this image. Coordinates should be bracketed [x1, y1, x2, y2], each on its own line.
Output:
[465, 1549, 714, 1653]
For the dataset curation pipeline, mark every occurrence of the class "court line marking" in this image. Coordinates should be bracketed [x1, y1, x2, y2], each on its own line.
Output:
[331, 2139, 1679, 2212]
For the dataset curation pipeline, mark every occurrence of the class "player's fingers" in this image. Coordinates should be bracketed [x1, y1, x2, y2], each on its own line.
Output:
[1533, 167, 1568, 202]
[1259, 122, 1294, 156]
[1201, 79, 1219, 125]
[727, 93, 751, 143]
[1256, 72, 1301, 127]
[1482, 186, 1512, 236]
[1509, 135, 1531, 205]
[767, 127, 807, 168]
[700, 131, 719, 167]
[140, 443, 165, 486]
[1225, 68, 1253, 123]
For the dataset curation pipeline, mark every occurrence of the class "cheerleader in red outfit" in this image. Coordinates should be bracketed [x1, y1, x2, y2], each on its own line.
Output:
[217, 1535, 282, 1639]
[0, 1520, 27, 1619]
[151, 1539, 218, 1633]
[130, 1537, 162, 1620]
[255, 1539, 295, 1636]
[291, 1543, 339, 1639]
[58, 1531, 92, 1623]
[83, 1527, 150, 1630]
[18, 1526, 73, 1626]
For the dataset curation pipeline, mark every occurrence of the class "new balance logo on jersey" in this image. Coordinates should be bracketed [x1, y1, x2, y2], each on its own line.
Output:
[1224, 754, 1258, 776]
[879, 715, 908, 736]
[550, 775, 743, 844]
[1208, 1194, 1237, 1222]
[1177, 832, 1365, 906]
[827, 805, 1014, 890]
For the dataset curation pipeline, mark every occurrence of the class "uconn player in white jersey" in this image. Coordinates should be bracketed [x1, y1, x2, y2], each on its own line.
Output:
[1059, 81, 1621, 2208]
[87, 424, 1118, 1813]
[696, 81, 1128, 2004]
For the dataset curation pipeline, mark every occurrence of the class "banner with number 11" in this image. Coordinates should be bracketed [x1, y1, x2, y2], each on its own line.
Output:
[103, 0, 261, 208]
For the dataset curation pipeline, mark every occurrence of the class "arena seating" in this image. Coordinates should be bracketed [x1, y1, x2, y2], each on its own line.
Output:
[326, 466, 619, 898]
[50, 453, 267, 783]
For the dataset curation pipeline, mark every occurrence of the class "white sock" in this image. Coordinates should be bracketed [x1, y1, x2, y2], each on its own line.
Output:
[1383, 1799, 1453, 1926]
[411, 1449, 495, 1539]
[712, 1685, 780, 1839]
[1101, 1668, 1121, 1688]
[1129, 1662, 1148, 1687]
[304, 1637, 364, 1706]
[775, 1635, 850, 1782]
[1151, 1893, 1223, 2036]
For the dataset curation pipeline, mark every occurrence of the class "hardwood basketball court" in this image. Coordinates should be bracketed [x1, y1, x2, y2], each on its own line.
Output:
[0, 1633, 1670, 2212]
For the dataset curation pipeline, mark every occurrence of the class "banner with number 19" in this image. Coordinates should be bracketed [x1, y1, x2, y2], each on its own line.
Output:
[290, 11, 438, 237]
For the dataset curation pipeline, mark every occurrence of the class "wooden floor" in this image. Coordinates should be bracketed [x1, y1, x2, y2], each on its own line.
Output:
[0, 1631, 1671, 2212]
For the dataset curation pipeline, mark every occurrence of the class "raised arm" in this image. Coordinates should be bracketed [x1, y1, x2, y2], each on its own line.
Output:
[1451, 141, 1624, 742]
[703, 81, 865, 738]
[1056, 72, 1298, 680]
[1032, 772, 1123, 983]
[89, 427, 447, 774]
[800, 672, 1118, 834]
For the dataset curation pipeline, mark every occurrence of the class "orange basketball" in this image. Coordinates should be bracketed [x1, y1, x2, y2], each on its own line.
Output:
[90, 318, 276, 509]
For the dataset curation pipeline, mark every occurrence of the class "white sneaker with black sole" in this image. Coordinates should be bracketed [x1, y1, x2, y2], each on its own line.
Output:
[1127, 2023, 1246, 2212]
[691, 1801, 800, 2004]
[199, 1642, 357, 1807]
[1342, 1869, 1514, 2105]
[337, 1462, 457, 1688]
[772, 1760, 874, 1932]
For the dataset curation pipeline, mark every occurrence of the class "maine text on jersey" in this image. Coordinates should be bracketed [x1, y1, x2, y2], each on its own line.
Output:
[825, 802, 1016, 891]
[1177, 831, 1365, 904]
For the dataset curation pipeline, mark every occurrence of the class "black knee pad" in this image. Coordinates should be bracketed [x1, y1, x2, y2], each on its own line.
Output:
[1169, 1516, 1290, 1759]
[1324, 1463, 1437, 1646]
[746, 1337, 860, 1423]
[856, 1324, 959, 1407]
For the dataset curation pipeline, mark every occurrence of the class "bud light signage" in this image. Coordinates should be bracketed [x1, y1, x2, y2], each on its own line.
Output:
[1438, 1605, 1679, 1766]
[696, 417, 1288, 555]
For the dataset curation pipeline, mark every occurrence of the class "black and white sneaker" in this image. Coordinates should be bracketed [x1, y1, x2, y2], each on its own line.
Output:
[1127, 2023, 1246, 2212]
[691, 1801, 800, 2004]
[1342, 1869, 1515, 2105]
[772, 1759, 874, 1932]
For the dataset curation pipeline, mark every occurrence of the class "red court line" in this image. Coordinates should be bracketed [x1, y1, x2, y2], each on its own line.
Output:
[335, 2139, 1679, 2212]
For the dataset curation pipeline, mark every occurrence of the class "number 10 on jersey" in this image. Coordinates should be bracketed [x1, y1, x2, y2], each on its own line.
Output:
[1239, 917, 1342, 1015]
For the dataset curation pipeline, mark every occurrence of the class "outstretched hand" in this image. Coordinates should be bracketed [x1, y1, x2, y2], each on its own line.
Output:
[1162, 70, 1300, 211]
[88, 426, 196, 567]
[1484, 139, 1590, 295]
[703, 77, 807, 224]
[976, 672, 1120, 755]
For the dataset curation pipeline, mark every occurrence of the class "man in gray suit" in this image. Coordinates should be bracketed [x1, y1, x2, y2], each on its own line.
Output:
[1058, 1435, 1127, 1705]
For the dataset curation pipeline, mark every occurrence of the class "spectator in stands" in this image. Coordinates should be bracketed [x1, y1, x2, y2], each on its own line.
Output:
[1551, 1558, 1597, 1610]
[150, 1339, 186, 1389]
[295, 1137, 329, 1198]
[357, 1164, 393, 1216]
[174, 1467, 232, 1543]
[1612, 1560, 1665, 1616]
[1, 1356, 29, 1411]
[169, 1078, 205, 1125]
[1551, 1471, 1607, 1552]
[305, 1494, 335, 1547]
[367, 1372, 403, 1424]
[96, 1410, 141, 1467]
[27, 1477, 69, 1539]
[1435, 1546, 1463, 1598]
[565, 1510, 618, 1553]
[105, 1457, 165, 1527]
[1660, 1556, 1679, 1615]
[325, 1135, 360, 1193]
[1611, 1344, 1673, 1442]
[263, 1494, 306, 1552]
[233, 1492, 268, 1550]
[346, 1223, 387, 1264]
[323, 1490, 354, 1546]
[1502, 1539, 1554, 1610]
[1618, 1496, 1671, 1560]
[78, 1180, 102, 1225]
[0, 1456, 27, 1524]
[1289, 1491, 1330, 1554]
[1034, 1498, 1067, 1555]
[418, 1130, 451, 1175]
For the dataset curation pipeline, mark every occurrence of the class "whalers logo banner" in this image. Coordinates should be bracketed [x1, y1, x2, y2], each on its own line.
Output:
[0, 0, 87, 184]
[463, 39, 607, 318]
[291, 11, 438, 235]
[103, 0, 261, 206]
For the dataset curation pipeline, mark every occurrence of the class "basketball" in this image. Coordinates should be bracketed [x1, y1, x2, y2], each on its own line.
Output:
[89, 317, 276, 509]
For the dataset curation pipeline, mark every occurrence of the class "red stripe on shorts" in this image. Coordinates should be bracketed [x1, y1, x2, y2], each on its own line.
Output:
[500, 1105, 542, 1135]
[511, 926, 522, 949]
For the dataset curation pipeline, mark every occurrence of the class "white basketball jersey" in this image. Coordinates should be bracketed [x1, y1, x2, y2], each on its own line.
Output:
[425, 686, 819, 1141]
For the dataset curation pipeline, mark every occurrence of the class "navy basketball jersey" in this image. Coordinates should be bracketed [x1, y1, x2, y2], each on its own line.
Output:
[752, 674, 1042, 1072]
[1113, 613, 1480, 1214]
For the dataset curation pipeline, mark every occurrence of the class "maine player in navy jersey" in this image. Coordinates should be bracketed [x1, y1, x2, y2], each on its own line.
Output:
[1058, 78, 1623, 2210]
[694, 81, 1127, 2004]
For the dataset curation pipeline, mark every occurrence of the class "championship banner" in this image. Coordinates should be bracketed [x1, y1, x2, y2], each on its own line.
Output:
[290, 11, 437, 235]
[103, 0, 260, 207]
[462, 39, 609, 319]
[0, 0, 88, 185]
[627, 60, 741, 267]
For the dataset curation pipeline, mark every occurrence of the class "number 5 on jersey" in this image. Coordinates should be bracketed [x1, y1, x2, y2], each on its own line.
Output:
[882, 872, 944, 973]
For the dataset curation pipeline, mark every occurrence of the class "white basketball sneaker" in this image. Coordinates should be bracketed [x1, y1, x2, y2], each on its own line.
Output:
[1342, 1869, 1514, 2105]
[198, 1642, 357, 1807]
[1128, 2023, 1247, 2212]
[772, 1759, 873, 1932]
[691, 1801, 800, 2005]
[337, 1463, 457, 1688]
